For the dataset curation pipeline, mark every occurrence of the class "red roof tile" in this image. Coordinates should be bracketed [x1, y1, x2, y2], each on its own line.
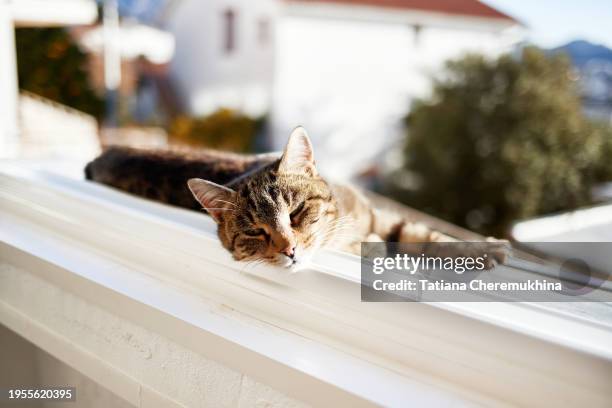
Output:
[289, 0, 517, 22]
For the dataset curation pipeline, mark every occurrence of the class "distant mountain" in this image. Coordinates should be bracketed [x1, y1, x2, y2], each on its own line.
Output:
[550, 40, 612, 69]
[550, 40, 612, 121]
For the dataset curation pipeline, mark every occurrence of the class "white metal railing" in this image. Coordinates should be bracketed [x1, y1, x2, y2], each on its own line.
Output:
[1, 162, 612, 407]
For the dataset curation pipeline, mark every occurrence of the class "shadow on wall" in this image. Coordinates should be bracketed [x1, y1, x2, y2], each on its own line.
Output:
[0, 324, 133, 408]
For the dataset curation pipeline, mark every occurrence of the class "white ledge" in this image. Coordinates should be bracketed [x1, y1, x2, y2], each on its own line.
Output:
[1, 162, 612, 407]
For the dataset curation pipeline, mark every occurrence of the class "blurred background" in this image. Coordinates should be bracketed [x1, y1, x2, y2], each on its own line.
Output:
[1, 0, 612, 238]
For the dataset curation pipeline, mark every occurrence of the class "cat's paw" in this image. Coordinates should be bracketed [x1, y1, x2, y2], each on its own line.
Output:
[434, 239, 511, 270]
[365, 233, 384, 242]
[360, 234, 386, 259]
[481, 238, 512, 269]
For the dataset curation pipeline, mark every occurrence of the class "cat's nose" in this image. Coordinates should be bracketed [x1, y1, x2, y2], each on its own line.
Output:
[281, 246, 296, 259]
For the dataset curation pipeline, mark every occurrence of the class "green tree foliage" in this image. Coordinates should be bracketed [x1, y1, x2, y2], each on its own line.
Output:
[15, 28, 104, 119]
[169, 108, 265, 152]
[388, 47, 612, 236]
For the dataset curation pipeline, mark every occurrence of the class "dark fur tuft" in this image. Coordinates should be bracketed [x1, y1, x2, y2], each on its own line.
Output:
[84, 146, 278, 210]
[84, 161, 94, 180]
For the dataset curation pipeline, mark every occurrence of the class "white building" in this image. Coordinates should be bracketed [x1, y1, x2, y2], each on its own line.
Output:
[161, 0, 525, 179]
[164, 0, 278, 117]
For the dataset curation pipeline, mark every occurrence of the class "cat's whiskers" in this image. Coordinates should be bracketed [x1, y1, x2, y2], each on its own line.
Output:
[310, 223, 334, 245]
[323, 221, 355, 235]
[241, 257, 266, 271]
[329, 233, 361, 241]
[318, 218, 361, 243]
[314, 216, 352, 233]
[326, 220, 354, 230]
[321, 230, 361, 242]
[326, 218, 356, 232]
[325, 226, 351, 236]
[315, 224, 358, 245]
[327, 215, 353, 225]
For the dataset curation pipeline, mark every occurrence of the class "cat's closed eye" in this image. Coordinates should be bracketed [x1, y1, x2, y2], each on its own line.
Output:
[290, 201, 306, 226]
[245, 228, 266, 237]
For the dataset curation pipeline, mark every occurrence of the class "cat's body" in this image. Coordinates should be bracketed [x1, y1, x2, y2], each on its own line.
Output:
[85, 143, 399, 251]
[86, 127, 507, 269]
[85, 146, 276, 210]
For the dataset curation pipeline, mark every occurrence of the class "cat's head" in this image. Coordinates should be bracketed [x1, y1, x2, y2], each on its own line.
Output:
[188, 127, 338, 270]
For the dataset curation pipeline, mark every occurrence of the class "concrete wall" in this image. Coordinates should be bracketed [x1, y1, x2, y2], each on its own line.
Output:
[273, 12, 520, 180]
[165, 0, 277, 117]
[162, 1, 522, 179]
[0, 263, 310, 407]
[0, 324, 133, 408]
[0, 325, 39, 408]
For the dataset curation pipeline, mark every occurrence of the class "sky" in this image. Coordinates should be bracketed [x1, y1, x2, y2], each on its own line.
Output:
[98, 0, 165, 21]
[481, 0, 612, 49]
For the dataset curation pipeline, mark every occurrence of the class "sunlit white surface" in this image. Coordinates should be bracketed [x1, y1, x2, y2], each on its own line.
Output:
[513, 204, 612, 242]
[161, 0, 524, 180]
[80, 21, 176, 64]
[2, 162, 612, 406]
[164, 0, 277, 117]
[273, 4, 524, 180]
[512, 204, 612, 276]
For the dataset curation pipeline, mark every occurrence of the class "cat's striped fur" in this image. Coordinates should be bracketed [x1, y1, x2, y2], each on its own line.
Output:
[85, 127, 507, 269]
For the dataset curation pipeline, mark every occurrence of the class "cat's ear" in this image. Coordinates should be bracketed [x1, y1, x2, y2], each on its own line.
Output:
[278, 126, 317, 176]
[187, 178, 235, 222]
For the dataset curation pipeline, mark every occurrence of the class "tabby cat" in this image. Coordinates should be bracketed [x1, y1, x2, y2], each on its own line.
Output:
[85, 127, 508, 270]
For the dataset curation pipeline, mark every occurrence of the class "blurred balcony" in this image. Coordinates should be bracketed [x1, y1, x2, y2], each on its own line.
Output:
[18, 91, 100, 159]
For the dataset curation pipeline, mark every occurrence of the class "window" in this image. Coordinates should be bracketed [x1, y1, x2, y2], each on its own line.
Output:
[413, 24, 422, 47]
[223, 8, 236, 53]
[258, 17, 270, 46]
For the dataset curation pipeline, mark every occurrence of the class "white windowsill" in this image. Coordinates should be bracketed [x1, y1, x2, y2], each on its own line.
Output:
[1, 162, 611, 407]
